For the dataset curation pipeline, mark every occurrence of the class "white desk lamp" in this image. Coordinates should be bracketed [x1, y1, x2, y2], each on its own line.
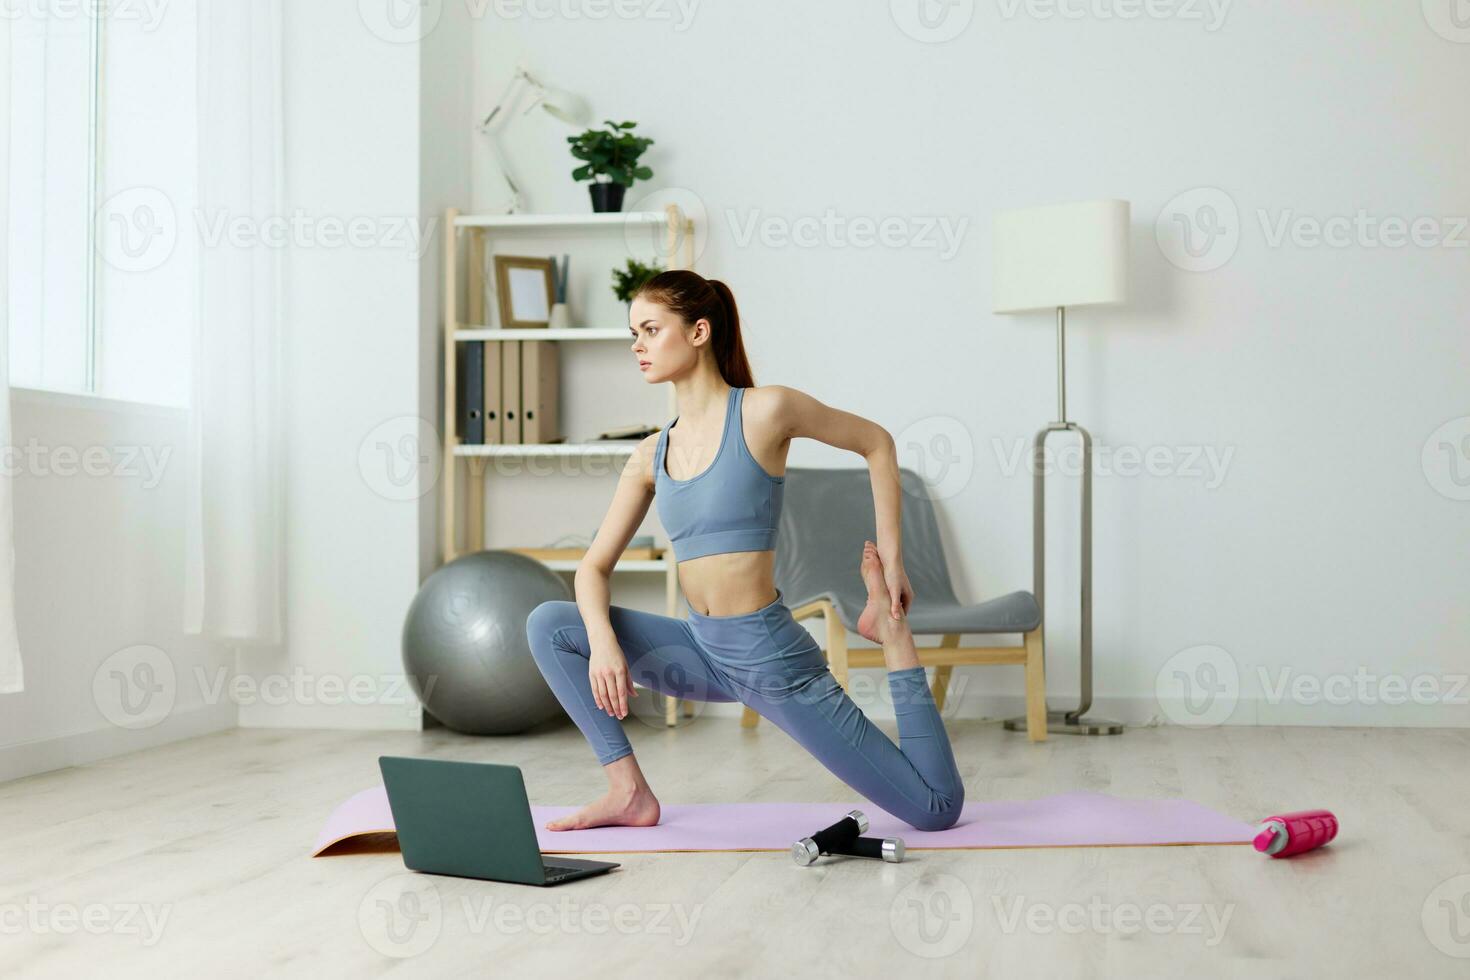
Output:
[478, 66, 591, 214]
[992, 199, 1129, 736]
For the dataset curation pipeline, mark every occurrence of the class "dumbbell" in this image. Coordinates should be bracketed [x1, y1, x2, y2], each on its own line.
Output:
[830, 834, 905, 863]
[791, 810, 867, 866]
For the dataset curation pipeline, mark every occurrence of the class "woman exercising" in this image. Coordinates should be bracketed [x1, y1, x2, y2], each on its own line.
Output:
[526, 270, 964, 833]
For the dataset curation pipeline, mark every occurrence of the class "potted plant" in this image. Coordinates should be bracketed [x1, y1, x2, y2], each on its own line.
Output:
[611, 257, 663, 313]
[567, 120, 654, 213]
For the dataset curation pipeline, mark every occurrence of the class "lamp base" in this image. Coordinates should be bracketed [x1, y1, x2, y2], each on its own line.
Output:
[1003, 710, 1124, 736]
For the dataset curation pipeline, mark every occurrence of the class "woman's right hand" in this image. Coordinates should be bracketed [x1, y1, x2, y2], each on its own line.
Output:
[588, 640, 638, 720]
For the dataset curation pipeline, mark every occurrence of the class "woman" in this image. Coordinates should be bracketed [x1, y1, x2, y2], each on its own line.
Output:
[525, 270, 964, 833]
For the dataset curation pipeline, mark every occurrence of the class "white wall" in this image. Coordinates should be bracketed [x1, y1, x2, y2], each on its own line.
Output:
[0, 390, 235, 782]
[469, 2, 1470, 726]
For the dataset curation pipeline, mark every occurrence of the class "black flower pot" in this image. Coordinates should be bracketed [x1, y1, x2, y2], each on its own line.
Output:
[589, 182, 626, 213]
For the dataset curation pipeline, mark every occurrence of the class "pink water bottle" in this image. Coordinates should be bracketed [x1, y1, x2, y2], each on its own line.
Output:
[1252, 808, 1338, 858]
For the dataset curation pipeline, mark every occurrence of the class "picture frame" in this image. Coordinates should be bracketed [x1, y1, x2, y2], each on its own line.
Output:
[493, 255, 555, 329]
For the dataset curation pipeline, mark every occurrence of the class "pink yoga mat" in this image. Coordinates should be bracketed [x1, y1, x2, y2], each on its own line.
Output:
[312, 785, 1257, 856]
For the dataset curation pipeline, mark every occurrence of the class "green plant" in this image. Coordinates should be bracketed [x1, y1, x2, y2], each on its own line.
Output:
[611, 257, 663, 303]
[568, 120, 655, 188]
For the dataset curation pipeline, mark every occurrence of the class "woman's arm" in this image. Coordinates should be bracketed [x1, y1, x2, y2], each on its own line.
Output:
[768, 385, 913, 620]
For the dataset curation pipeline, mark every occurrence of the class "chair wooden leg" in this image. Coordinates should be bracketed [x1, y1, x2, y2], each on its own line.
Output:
[931, 635, 959, 711]
[740, 704, 761, 727]
[1024, 627, 1047, 741]
[665, 694, 678, 727]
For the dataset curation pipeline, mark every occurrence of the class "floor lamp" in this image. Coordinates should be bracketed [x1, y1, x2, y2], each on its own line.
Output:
[992, 199, 1129, 736]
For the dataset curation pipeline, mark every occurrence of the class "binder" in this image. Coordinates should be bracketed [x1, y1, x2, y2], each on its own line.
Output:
[483, 341, 504, 443]
[520, 340, 561, 444]
[501, 339, 522, 444]
[457, 341, 484, 444]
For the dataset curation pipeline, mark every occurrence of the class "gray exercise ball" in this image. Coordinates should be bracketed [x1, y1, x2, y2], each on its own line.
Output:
[402, 549, 570, 735]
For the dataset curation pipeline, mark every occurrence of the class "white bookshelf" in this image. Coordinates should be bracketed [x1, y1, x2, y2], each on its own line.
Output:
[440, 205, 696, 680]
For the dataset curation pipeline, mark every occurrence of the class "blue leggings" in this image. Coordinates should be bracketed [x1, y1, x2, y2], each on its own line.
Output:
[526, 589, 964, 832]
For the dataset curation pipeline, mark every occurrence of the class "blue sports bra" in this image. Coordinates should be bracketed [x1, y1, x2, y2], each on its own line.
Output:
[654, 386, 786, 562]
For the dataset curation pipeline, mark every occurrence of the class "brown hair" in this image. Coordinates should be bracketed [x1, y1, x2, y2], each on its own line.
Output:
[634, 270, 755, 388]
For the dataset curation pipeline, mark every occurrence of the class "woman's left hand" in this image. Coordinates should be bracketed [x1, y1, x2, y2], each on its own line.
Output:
[880, 546, 914, 621]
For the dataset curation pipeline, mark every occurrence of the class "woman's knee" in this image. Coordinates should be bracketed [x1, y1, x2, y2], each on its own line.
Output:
[525, 600, 581, 656]
[910, 782, 965, 832]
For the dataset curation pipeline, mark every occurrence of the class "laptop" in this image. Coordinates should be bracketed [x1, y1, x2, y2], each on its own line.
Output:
[378, 756, 621, 886]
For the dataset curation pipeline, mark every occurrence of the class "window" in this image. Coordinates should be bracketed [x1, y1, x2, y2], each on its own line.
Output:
[6, 3, 196, 407]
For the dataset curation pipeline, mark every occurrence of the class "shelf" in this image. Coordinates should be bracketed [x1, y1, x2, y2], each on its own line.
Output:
[454, 327, 629, 342]
[542, 559, 670, 573]
[454, 442, 643, 457]
[453, 212, 670, 229]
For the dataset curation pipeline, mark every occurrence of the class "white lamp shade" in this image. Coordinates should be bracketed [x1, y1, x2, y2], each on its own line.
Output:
[992, 199, 1130, 313]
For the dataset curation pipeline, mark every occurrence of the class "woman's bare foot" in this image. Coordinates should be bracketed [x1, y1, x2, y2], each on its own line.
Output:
[546, 784, 661, 831]
[856, 539, 895, 644]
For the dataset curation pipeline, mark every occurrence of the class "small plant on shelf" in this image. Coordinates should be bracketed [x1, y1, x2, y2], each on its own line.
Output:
[567, 120, 655, 213]
[611, 258, 663, 307]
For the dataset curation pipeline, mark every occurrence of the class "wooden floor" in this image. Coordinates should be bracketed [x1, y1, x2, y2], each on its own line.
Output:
[2, 713, 1467, 978]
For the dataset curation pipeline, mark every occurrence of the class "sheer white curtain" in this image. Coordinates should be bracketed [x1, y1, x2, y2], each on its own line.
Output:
[0, 15, 23, 693]
[183, 0, 285, 644]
